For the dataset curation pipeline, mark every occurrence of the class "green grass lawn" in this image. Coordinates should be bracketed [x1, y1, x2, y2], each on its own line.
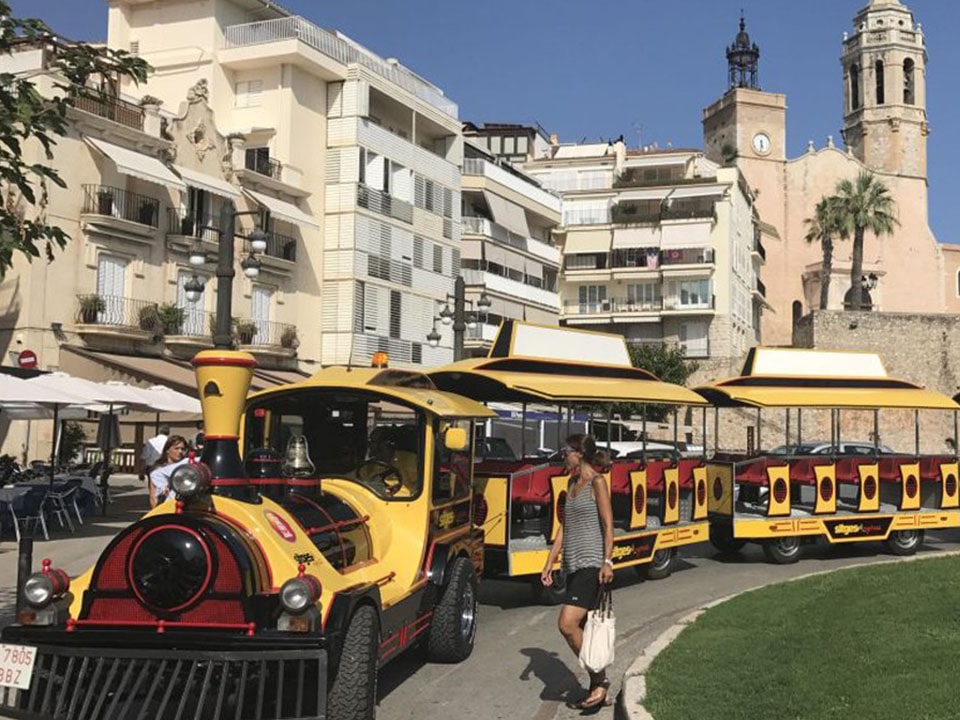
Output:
[644, 555, 960, 720]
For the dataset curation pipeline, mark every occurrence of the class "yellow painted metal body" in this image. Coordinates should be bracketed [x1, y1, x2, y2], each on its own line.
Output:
[857, 463, 881, 513]
[813, 466, 837, 515]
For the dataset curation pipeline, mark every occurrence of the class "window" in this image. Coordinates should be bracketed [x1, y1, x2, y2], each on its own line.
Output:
[96, 255, 127, 324]
[516, 136, 529, 155]
[673, 279, 711, 308]
[904, 59, 915, 105]
[245, 147, 272, 175]
[578, 284, 607, 312]
[251, 285, 272, 341]
[433, 419, 474, 504]
[626, 283, 661, 310]
[235, 79, 262, 108]
[679, 321, 709, 358]
[244, 390, 424, 501]
[850, 64, 861, 110]
[389, 290, 401, 339]
[875, 60, 885, 105]
[433, 245, 443, 274]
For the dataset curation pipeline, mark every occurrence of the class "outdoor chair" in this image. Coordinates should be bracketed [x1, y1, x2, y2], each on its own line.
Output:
[47, 484, 81, 530]
[11, 488, 50, 541]
[0, 500, 19, 542]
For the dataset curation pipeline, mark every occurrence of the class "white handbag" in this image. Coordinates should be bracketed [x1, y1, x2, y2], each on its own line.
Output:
[579, 586, 615, 672]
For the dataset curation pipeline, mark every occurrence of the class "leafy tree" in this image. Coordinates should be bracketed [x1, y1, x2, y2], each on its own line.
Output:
[833, 171, 898, 311]
[803, 196, 846, 310]
[57, 421, 86, 467]
[0, 4, 149, 277]
[609, 343, 699, 423]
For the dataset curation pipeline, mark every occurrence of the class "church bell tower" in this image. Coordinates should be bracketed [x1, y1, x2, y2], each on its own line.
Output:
[841, 0, 928, 178]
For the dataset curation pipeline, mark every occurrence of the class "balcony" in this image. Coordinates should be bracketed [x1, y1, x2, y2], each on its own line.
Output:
[752, 238, 766, 262]
[166, 209, 221, 243]
[663, 294, 715, 313]
[75, 294, 159, 352]
[661, 248, 714, 266]
[462, 269, 559, 310]
[261, 230, 297, 262]
[223, 16, 457, 118]
[661, 202, 715, 222]
[611, 202, 660, 226]
[81, 185, 161, 242]
[74, 92, 144, 131]
[462, 216, 561, 266]
[357, 184, 413, 224]
[562, 297, 663, 317]
[462, 158, 561, 215]
[245, 153, 283, 180]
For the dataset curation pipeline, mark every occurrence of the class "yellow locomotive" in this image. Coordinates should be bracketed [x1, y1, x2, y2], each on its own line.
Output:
[0, 349, 494, 720]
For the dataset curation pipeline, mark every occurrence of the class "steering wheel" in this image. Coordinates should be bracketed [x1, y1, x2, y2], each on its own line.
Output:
[356, 459, 403, 496]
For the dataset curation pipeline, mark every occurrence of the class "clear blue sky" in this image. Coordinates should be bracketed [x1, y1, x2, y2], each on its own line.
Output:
[11, 0, 959, 242]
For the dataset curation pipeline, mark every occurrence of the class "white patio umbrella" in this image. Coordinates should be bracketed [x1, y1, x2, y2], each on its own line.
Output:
[144, 384, 201, 414]
[2, 373, 98, 486]
[26, 372, 140, 493]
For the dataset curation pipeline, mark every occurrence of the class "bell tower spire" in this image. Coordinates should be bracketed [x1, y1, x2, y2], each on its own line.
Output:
[841, 0, 928, 178]
[727, 12, 760, 90]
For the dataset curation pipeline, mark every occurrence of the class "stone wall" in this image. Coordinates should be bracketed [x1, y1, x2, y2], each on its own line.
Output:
[652, 311, 960, 455]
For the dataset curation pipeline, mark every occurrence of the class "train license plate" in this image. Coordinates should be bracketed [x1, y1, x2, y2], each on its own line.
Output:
[0, 644, 36, 689]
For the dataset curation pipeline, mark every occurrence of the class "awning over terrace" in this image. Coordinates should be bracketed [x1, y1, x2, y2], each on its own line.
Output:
[84, 137, 185, 190]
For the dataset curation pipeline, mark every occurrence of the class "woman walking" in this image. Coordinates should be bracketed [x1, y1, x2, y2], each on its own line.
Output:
[148, 435, 189, 508]
[541, 433, 615, 709]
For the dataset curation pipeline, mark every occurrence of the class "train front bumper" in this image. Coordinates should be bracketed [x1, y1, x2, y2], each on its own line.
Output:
[0, 627, 327, 720]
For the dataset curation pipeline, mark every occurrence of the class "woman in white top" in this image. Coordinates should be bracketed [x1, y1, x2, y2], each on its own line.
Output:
[149, 435, 189, 508]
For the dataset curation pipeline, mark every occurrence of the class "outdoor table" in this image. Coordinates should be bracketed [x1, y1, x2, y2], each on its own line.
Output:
[0, 485, 32, 504]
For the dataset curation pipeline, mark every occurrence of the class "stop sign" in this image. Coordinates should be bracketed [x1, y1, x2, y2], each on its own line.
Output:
[17, 349, 37, 369]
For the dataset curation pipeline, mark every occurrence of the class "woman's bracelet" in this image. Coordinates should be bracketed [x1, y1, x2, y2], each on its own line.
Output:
[603, 558, 614, 567]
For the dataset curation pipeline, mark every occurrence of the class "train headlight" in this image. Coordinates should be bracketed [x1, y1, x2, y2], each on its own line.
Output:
[279, 575, 322, 615]
[171, 462, 212, 500]
[23, 565, 69, 608]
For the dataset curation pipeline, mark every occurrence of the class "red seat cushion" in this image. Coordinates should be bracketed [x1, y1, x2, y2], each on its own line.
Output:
[677, 459, 703, 488]
[610, 460, 640, 495]
[510, 464, 566, 505]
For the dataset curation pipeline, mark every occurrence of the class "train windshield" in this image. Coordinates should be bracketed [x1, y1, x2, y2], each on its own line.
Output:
[243, 389, 424, 499]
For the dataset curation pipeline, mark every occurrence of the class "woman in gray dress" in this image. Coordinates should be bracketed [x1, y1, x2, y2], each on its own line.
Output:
[541, 433, 614, 709]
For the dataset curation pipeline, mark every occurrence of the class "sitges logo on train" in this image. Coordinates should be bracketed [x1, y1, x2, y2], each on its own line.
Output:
[611, 539, 655, 562]
[263, 510, 297, 542]
[824, 517, 892, 540]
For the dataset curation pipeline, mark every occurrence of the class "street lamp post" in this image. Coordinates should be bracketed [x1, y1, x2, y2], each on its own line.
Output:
[428, 277, 492, 361]
[186, 199, 267, 347]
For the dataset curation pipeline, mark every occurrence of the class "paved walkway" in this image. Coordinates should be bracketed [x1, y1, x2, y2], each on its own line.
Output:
[0, 474, 148, 626]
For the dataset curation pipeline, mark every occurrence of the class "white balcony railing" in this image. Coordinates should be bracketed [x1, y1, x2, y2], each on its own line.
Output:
[463, 158, 562, 213]
[462, 216, 561, 266]
[462, 269, 560, 310]
[223, 17, 457, 117]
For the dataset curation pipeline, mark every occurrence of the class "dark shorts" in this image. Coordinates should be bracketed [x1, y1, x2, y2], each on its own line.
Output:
[563, 567, 601, 609]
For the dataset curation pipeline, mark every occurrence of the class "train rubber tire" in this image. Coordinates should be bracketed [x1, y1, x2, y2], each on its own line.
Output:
[328, 605, 379, 720]
[427, 557, 478, 663]
[885, 529, 924, 556]
[762, 536, 802, 564]
[709, 524, 746, 555]
[638, 549, 676, 580]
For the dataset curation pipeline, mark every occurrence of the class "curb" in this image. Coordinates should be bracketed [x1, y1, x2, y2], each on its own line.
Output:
[617, 548, 960, 720]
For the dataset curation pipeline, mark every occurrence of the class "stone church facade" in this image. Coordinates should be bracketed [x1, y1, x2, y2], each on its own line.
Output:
[702, 0, 953, 347]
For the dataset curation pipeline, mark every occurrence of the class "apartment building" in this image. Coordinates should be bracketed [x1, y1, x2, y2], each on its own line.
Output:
[524, 140, 765, 359]
[459, 136, 562, 356]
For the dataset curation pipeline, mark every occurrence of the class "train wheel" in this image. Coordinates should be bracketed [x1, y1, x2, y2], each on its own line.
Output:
[328, 604, 379, 720]
[427, 557, 478, 663]
[709, 524, 746, 555]
[885, 529, 924, 556]
[762, 536, 802, 564]
[531, 569, 566, 606]
[638, 549, 676, 580]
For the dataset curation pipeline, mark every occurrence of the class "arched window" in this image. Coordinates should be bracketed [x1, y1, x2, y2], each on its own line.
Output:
[850, 64, 861, 110]
[792, 301, 802, 325]
[904, 59, 915, 105]
[875, 60, 885, 105]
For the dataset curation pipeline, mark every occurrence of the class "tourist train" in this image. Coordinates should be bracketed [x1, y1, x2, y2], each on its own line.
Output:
[3, 321, 958, 720]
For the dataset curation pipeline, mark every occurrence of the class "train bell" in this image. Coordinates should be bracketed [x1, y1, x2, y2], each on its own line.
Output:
[283, 435, 316, 478]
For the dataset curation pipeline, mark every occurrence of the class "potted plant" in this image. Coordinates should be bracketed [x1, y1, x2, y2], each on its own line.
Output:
[78, 294, 106, 324]
[138, 304, 160, 332]
[157, 302, 186, 335]
[97, 188, 114, 216]
[280, 325, 298, 349]
[179, 215, 195, 236]
[138, 201, 157, 226]
[234, 320, 258, 345]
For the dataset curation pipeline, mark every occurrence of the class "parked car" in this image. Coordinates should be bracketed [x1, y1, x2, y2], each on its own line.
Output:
[476, 436, 519, 461]
[769, 441, 895, 455]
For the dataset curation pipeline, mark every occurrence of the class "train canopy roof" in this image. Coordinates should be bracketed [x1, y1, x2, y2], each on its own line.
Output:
[248, 366, 496, 419]
[697, 347, 960, 410]
[429, 321, 707, 406]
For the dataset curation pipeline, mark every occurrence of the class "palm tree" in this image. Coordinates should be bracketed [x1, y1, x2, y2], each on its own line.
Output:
[833, 171, 898, 311]
[804, 196, 845, 310]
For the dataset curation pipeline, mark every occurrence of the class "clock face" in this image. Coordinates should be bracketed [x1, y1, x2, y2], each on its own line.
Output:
[752, 132, 771, 155]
